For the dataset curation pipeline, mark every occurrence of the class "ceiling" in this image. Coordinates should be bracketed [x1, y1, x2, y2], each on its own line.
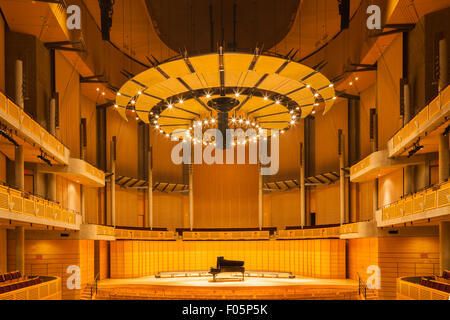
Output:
[82, 0, 362, 67]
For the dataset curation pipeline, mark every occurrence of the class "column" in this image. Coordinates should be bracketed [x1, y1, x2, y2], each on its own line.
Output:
[339, 132, 346, 225]
[403, 82, 415, 195]
[15, 227, 24, 275]
[15, 146, 24, 191]
[439, 134, 449, 184]
[15, 60, 24, 109]
[189, 164, 194, 231]
[148, 147, 153, 230]
[258, 164, 263, 231]
[47, 97, 57, 201]
[110, 138, 116, 227]
[299, 142, 306, 228]
[439, 38, 448, 92]
[439, 221, 450, 275]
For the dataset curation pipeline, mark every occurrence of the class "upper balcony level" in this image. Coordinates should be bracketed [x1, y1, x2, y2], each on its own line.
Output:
[377, 181, 450, 227]
[0, 183, 81, 231]
[0, 91, 70, 165]
[388, 85, 450, 158]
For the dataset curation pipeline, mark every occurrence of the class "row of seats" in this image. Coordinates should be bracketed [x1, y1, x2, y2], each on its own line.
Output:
[0, 271, 22, 283]
[420, 278, 450, 293]
[0, 277, 41, 295]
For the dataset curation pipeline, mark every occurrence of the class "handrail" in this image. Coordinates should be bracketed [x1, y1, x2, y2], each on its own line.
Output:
[357, 272, 367, 300]
[90, 273, 100, 300]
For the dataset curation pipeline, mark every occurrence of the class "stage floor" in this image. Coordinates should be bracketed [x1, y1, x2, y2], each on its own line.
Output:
[98, 275, 357, 288]
[96, 274, 359, 300]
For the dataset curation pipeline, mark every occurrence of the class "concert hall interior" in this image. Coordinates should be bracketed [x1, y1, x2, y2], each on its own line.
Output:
[0, 0, 449, 301]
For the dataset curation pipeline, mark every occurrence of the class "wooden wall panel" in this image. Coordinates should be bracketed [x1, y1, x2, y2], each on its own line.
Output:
[359, 85, 376, 159]
[377, 236, 439, 300]
[193, 164, 259, 228]
[348, 238, 379, 281]
[269, 189, 301, 228]
[56, 176, 80, 213]
[55, 52, 80, 158]
[109, 239, 347, 279]
[7, 239, 84, 300]
[377, 34, 403, 148]
[315, 184, 340, 225]
[378, 168, 404, 208]
[80, 95, 97, 166]
[99, 240, 109, 280]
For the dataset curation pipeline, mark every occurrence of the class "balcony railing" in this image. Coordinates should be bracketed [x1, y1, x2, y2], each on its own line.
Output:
[115, 229, 177, 240]
[183, 230, 270, 241]
[0, 91, 69, 164]
[389, 85, 450, 157]
[0, 276, 61, 300]
[0, 184, 79, 226]
[277, 226, 340, 240]
[381, 181, 450, 222]
[397, 277, 450, 300]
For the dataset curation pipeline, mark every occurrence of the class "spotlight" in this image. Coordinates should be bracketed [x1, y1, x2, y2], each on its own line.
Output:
[179, 99, 184, 104]
[114, 104, 118, 108]
[168, 104, 173, 109]
[408, 142, 424, 158]
[206, 94, 211, 99]
[38, 153, 52, 166]
[117, 92, 121, 96]
[0, 129, 19, 147]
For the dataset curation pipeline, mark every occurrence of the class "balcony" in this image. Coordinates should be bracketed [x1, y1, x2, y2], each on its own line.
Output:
[339, 221, 377, 239]
[80, 224, 115, 240]
[115, 229, 177, 241]
[377, 181, 450, 227]
[388, 85, 450, 158]
[277, 227, 340, 240]
[183, 230, 270, 241]
[350, 150, 426, 183]
[0, 91, 70, 165]
[38, 158, 105, 187]
[0, 184, 81, 230]
[397, 277, 450, 300]
[0, 276, 61, 300]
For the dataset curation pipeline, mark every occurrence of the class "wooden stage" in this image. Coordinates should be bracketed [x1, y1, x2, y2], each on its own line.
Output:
[95, 273, 359, 300]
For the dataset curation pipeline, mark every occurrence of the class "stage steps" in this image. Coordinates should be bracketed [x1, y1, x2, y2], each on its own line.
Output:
[80, 284, 96, 300]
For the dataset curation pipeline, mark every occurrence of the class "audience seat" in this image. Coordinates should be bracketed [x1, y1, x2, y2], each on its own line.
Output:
[419, 277, 450, 293]
[0, 271, 41, 296]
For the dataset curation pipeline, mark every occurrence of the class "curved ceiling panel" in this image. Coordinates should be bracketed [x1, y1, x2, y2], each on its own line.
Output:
[116, 52, 336, 139]
[145, 0, 301, 54]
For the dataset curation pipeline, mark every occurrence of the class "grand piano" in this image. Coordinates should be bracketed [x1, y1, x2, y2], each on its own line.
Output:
[209, 257, 245, 282]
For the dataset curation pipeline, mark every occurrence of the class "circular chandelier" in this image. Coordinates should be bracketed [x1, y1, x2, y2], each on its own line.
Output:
[114, 51, 337, 141]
